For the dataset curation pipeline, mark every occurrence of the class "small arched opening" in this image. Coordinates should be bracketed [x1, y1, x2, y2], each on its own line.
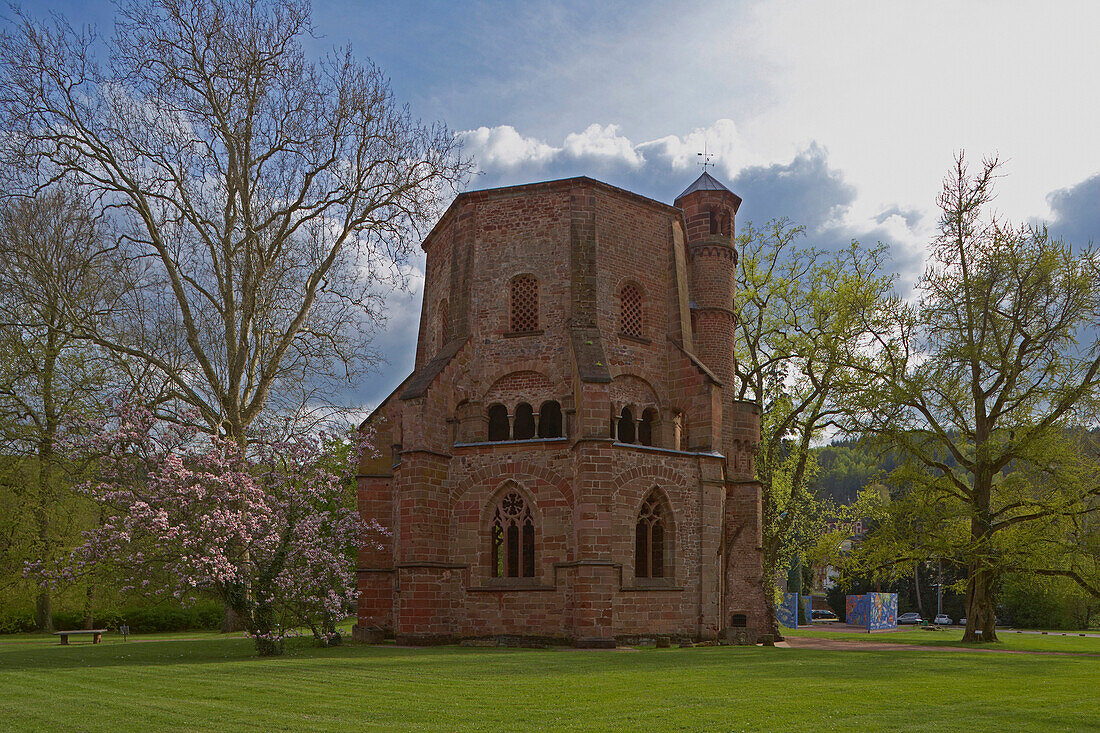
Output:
[617, 406, 635, 444]
[513, 402, 536, 440]
[537, 400, 562, 438]
[639, 407, 658, 447]
[487, 404, 510, 442]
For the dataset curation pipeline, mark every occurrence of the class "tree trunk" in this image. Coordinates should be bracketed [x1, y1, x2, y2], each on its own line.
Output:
[914, 562, 924, 618]
[34, 590, 52, 633]
[962, 469, 999, 642]
[34, 309, 60, 633]
[763, 588, 781, 640]
[221, 606, 245, 633]
[82, 582, 94, 629]
[962, 563, 998, 642]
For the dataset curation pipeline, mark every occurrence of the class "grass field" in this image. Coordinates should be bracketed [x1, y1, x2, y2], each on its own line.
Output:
[1, 631, 1098, 731]
[784, 625, 1100, 653]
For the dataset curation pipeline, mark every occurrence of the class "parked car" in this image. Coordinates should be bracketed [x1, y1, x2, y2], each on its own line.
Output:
[934, 614, 952, 625]
[811, 609, 838, 622]
[898, 612, 923, 625]
[958, 618, 967, 626]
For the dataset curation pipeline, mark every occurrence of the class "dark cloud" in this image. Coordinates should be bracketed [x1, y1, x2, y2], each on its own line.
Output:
[875, 205, 923, 229]
[1044, 174, 1100, 248]
[730, 144, 856, 233]
[727, 147, 924, 284]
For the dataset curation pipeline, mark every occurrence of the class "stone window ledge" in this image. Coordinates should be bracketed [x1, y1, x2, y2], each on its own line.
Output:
[619, 584, 686, 592]
[455, 437, 568, 448]
[612, 441, 724, 459]
[617, 332, 651, 345]
[503, 330, 545, 338]
[467, 583, 556, 593]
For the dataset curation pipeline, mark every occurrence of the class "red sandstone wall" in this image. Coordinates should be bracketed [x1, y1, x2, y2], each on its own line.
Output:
[357, 178, 767, 644]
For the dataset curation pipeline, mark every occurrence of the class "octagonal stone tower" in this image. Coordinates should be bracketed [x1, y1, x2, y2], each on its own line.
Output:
[355, 173, 766, 646]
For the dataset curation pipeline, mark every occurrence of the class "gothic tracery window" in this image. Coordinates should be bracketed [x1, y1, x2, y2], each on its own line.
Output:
[620, 284, 643, 337]
[635, 491, 668, 579]
[510, 274, 539, 332]
[491, 490, 535, 578]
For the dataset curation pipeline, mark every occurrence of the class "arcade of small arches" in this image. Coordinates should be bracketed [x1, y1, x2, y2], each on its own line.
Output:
[486, 400, 563, 441]
[478, 399, 685, 450]
[486, 485, 673, 580]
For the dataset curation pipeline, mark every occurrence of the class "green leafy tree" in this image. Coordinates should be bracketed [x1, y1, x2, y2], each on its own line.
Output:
[0, 188, 118, 630]
[850, 154, 1100, 642]
[734, 219, 895, 631]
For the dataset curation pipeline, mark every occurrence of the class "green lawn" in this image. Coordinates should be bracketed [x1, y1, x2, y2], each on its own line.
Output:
[1, 632, 1097, 731]
[783, 625, 1100, 653]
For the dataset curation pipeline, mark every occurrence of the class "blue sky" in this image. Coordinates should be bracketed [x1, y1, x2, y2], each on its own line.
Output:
[30, 1, 1100, 410]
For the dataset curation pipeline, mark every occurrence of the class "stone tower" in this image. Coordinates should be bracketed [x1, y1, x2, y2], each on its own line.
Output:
[355, 173, 767, 646]
[675, 173, 764, 631]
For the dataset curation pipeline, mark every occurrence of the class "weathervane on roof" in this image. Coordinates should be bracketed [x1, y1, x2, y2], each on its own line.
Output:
[697, 142, 714, 172]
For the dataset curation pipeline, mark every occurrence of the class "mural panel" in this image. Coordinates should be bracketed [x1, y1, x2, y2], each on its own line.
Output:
[777, 592, 800, 629]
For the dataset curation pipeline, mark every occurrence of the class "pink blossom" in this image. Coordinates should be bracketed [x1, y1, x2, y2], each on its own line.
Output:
[33, 400, 388, 656]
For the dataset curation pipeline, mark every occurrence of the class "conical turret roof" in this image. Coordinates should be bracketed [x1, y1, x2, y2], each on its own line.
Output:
[676, 171, 731, 199]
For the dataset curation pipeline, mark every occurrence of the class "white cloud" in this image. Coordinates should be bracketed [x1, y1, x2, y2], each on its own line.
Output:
[459, 118, 772, 183]
[562, 123, 643, 167]
[637, 119, 771, 176]
[457, 125, 558, 169]
[741, 0, 1100, 223]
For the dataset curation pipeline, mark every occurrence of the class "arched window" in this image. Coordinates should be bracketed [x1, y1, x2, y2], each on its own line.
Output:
[513, 402, 536, 440]
[707, 207, 730, 236]
[537, 400, 562, 438]
[487, 404, 509, 442]
[635, 492, 668, 578]
[491, 490, 535, 578]
[619, 284, 643, 337]
[617, 406, 635, 444]
[510, 274, 539, 332]
[639, 407, 658, 447]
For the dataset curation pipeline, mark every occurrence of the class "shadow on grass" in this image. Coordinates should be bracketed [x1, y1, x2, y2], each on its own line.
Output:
[0, 636, 581, 672]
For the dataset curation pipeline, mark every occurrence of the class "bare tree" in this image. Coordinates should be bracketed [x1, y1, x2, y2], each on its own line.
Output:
[0, 0, 467, 444]
[0, 187, 119, 631]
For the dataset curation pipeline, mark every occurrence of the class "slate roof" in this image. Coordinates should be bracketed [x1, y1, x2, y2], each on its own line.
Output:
[399, 336, 469, 400]
[676, 171, 732, 199]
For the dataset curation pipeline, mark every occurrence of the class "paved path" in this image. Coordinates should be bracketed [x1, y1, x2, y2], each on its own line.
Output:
[783, 635, 1100, 657]
[1005, 629, 1100, 639]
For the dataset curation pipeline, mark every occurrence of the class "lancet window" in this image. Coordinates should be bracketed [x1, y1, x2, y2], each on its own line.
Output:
[635, 491, 669, 579]
[491, 490, 536, 578]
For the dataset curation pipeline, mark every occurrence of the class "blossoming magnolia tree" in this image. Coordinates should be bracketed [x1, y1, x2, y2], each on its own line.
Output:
[46, 402, 384, 655]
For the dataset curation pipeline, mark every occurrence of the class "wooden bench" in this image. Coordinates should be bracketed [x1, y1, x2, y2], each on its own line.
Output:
[54, 629, 106, 645]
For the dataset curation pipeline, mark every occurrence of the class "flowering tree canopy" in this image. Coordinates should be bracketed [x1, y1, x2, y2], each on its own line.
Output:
[41, 401, 383, 655]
